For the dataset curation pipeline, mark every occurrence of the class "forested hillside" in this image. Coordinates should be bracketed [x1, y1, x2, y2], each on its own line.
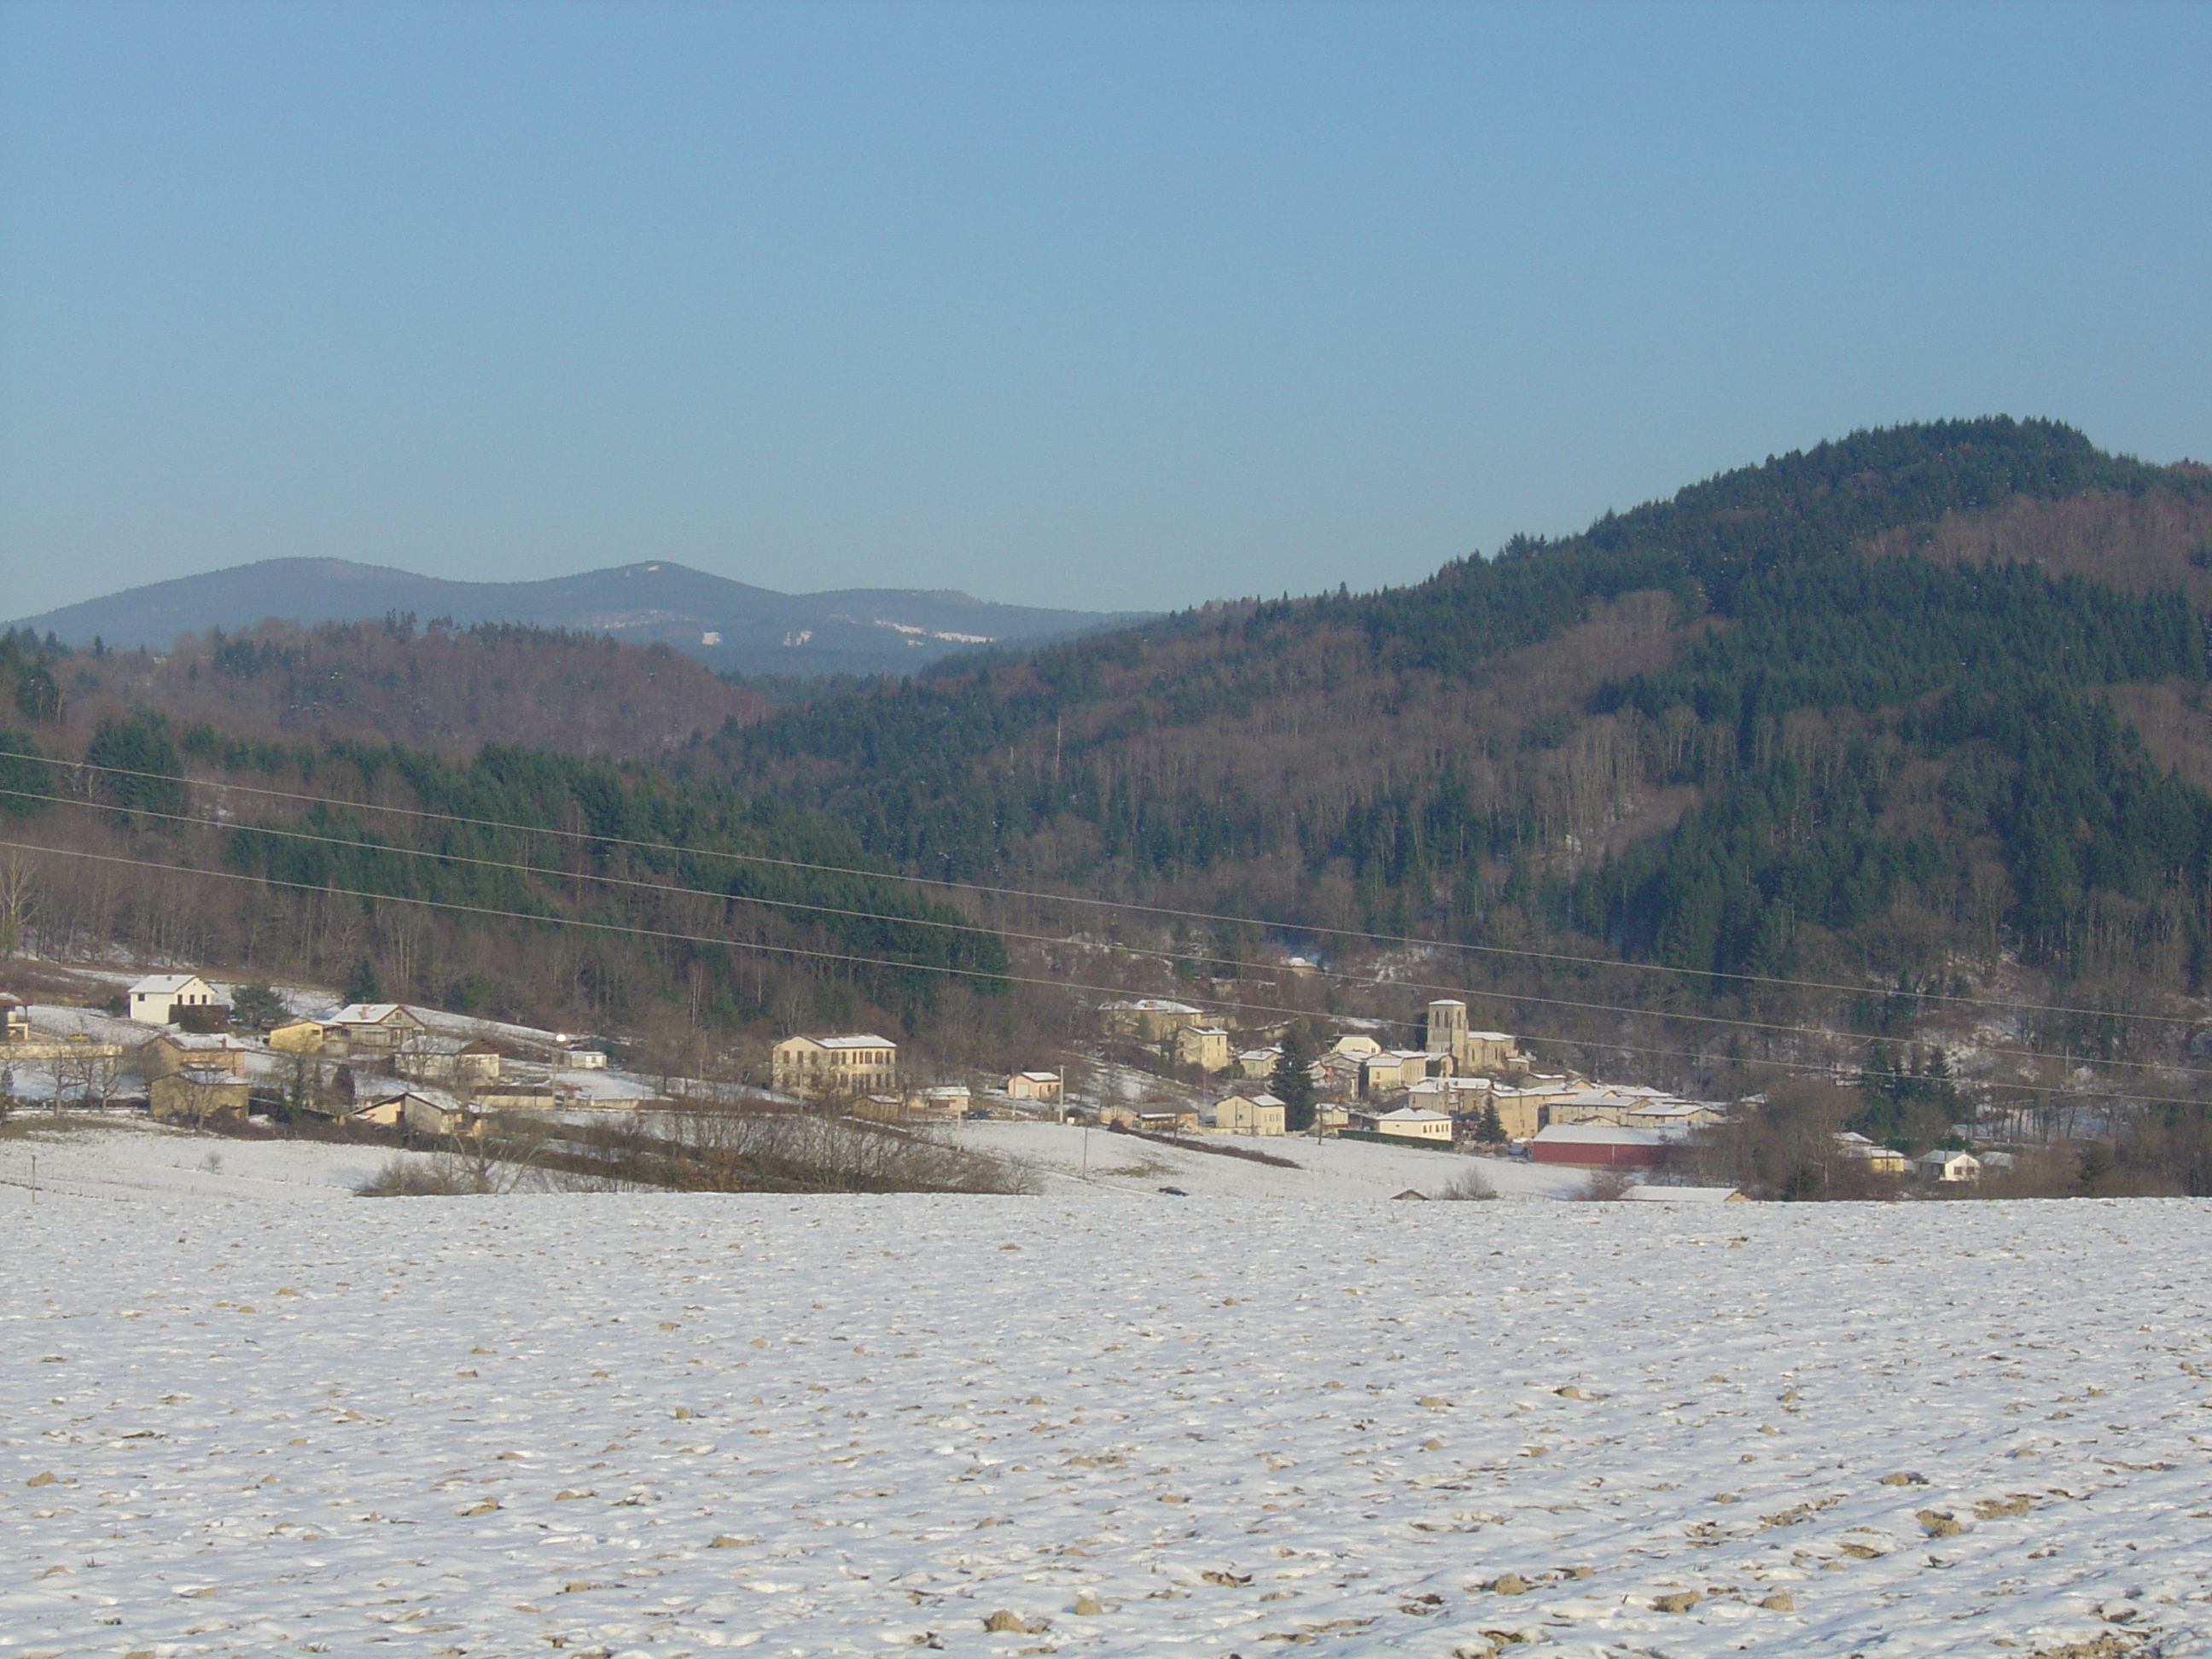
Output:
[8, 615, 771, 760]
[714, 418, 2212, 1084]
[0, 691, 1008, 1065]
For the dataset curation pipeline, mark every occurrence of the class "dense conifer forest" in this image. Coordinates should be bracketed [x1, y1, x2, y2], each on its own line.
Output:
[0, 704, 1004, 1055]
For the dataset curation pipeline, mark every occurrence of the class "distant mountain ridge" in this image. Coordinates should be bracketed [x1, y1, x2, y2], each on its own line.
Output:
[7, 557, 1150, 678]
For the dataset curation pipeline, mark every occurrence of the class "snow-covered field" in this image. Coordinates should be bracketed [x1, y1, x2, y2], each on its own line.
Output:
[3, 1126, 2209, 1657]
[953, 1119, 1598, 1202]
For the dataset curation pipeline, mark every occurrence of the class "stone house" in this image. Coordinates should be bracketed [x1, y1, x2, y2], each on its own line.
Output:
[1361, 1051, 1440, 1097]
[1916, 1149, 1982, 1184]
[1099, 998, 1207, 1042]
[1352, 1105, 1454, 1142]
[323, 1004, 429, 1053]
[267, 1019, 326, 1054]
[1234, 1046, 1281, 1080]
[1311, 1051, 1365, 1100]
[473, 1081, 558, 1115]
[1624, 1100, 1724, 1131]
[908, 1083, 972, 1120]
[141, 1032, 251, 1081]
[1099, 1101, 1201, 1132]
[1006, 1070, 1062, 1103]
[394, 1038, 503, 1090]
[1213, 1091, 1287, 1136]
[148, 1065, 248, 1122]
[771, 1033, 899, 1097]
[1835, 1134, 1910, 1176]
[1174, 1025, 1233, 1074]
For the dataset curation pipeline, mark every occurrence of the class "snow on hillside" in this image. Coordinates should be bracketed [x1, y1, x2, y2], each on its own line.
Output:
[0, 1118, 434, 1204]
[3, 1145, 2209, 1657]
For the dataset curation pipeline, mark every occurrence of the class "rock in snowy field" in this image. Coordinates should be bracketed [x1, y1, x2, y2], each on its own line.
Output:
[982, 1609, 1048, 1633]
[1486, 1572, 1528, 1595]
[1879, 1470, 1928, 1486]
[1761, 1591, 1796, 1610]
[1653, 1590, 1703, 1612]
[1071, 1592, 1105, 1615]
[1917, 1509, 1965, 1537]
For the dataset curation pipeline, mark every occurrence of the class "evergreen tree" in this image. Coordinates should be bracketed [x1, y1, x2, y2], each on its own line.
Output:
[343, 958, 383, 1006]
[229, 982, 288, 1030]
[1270, 1027, 1317, 1132]
[1477, 1101, 1506, 1144]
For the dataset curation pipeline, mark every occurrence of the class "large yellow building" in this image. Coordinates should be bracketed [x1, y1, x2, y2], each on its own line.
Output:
[771, 1033, 899, 1097]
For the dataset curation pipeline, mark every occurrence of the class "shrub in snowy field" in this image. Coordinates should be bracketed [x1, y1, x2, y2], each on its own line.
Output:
[585, 1109, 1039, 1196]
[356, 1156, 475, 1196]
[1432, 1167, 1498, 1201]
[356, 1119, 572, 1196]
[1577, 1169, 1636, 1202]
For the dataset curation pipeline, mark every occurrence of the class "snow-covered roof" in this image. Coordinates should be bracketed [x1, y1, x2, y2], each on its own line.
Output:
[792, 1033, 896, 1050]
[1219, 1091, 1286, 1108]
[1372, 1107, 1452, 1124]
[130, 974, 207, 995]
[1103, 998, 1202, 1015]
[355, 1081, 463, 1109]
[1016, 1071, 1059, 1084]
[1621, 1185, 1744, 1203]
[327, 1004, 418, 1024]
[1469, 1030, 1514, 1042]
[1533, 1123, 1670, 1146]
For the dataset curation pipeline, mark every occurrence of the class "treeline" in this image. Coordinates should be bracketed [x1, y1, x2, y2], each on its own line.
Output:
[1307, 415, 2180, 679]
[20, 615, 771, 762]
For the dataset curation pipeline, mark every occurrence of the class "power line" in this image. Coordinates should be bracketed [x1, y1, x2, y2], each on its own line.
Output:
[6, 794, 2209, 1082]
[15, 748, 2206, 1033]
[5, 835, 2207, 1112]
[22, 780, 2191, 1085]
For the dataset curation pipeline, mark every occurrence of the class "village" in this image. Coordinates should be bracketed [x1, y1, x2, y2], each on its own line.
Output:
[0, 971, 1994, 1189]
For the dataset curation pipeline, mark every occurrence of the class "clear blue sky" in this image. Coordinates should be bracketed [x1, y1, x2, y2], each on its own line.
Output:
[3, 1, 2207, 619]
